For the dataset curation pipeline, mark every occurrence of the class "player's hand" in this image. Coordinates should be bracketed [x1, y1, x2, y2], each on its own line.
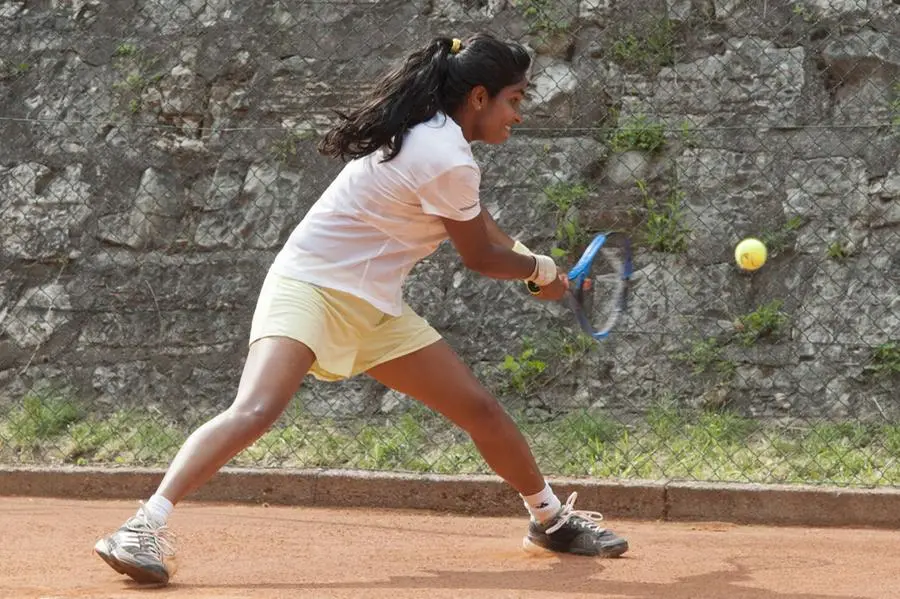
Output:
[529, 274, 569, 301]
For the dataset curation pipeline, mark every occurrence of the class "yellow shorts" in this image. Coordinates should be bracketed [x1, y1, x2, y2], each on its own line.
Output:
[248, 272, 442, 382]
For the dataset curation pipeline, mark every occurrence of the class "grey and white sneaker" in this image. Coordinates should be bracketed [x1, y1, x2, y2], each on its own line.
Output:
[94, 505, 177, 584]
[524, 492, 629, 557]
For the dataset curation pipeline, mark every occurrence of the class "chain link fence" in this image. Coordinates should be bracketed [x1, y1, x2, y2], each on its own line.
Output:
[1, 0, 899, 488]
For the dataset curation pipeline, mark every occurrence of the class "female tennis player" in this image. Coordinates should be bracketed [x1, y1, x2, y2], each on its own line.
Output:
[94, 33, 629, 584]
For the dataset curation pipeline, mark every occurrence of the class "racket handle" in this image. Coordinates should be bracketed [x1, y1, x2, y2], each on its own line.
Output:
[526, 281, 541, 295]
[565, 291, 596, 336]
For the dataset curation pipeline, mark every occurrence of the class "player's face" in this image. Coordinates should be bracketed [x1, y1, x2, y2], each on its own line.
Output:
[474, 79, 527, 144]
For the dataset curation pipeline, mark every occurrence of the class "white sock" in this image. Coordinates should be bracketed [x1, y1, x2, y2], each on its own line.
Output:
[141, 494, 174, 525]
[521, 482, 562, 523]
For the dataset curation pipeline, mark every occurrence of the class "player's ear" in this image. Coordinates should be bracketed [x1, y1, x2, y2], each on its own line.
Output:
[468, 85, 489, 111]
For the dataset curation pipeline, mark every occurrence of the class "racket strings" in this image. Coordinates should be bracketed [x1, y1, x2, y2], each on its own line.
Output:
[581, 247, 630, 337]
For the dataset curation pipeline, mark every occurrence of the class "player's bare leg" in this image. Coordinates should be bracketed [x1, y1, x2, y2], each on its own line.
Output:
[370, 339, 544, 494]
[366, 340, 628, 557]
[155, 337, 315, 502]
[94, 337, 316, 584]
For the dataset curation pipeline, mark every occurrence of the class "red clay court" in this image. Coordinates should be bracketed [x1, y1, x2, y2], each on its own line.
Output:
[2, 496, 898, 599]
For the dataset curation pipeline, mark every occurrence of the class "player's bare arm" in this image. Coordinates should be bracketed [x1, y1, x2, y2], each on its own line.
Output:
[440, 213, 534, 280]
[479, 205, 514, 249]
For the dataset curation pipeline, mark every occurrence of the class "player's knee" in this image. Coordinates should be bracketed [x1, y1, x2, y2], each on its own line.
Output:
[226, 399, 285, 433]
[460, 392, 510, 436]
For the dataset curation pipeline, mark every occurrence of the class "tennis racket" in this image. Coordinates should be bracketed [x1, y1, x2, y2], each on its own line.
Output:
[529, 232, 632, 340]
[565, 232, 632, 340]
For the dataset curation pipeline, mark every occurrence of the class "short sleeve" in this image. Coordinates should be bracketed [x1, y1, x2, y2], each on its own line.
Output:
[417, 165, 482, 221]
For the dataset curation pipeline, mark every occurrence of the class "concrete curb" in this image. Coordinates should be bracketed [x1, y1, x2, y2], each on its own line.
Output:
[2, 466, 899, 529]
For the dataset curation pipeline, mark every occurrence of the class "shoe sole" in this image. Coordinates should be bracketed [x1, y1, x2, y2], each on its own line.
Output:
[522, 536, 629, 558]
[93, 539, 169, 585]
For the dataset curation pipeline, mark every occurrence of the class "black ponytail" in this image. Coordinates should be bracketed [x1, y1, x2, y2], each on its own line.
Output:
[318, 33, 531, 162]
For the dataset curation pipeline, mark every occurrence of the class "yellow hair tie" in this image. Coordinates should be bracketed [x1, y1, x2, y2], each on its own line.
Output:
[450, 38, 462, 54]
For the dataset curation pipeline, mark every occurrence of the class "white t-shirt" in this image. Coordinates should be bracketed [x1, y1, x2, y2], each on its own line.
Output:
[271, 113, 482, 316]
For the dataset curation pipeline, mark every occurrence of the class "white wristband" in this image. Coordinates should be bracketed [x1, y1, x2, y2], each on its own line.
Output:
[511, 240, 532, 256]
[528, 254, 558, 287]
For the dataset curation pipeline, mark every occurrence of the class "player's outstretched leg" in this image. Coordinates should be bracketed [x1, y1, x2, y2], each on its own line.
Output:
[94, 336, 315, 583]
[366, 339, 628, 558]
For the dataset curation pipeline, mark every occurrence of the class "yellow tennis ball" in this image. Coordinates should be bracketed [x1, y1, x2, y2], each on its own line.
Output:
[735, 238, 767, 271]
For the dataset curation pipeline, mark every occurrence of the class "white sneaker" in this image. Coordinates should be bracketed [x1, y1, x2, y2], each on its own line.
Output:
[94, 505, 177, 584]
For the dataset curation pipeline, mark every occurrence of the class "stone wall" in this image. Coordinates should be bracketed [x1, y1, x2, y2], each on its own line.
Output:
[1, 0, 898, 424]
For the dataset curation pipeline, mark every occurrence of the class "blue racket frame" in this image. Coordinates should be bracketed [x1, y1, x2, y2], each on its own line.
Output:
[564, 232, 633, 340]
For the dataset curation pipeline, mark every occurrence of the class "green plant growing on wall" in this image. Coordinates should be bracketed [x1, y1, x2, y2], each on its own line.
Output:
[500, 332, 596, 395]
[1, 58, 31, 81]
[636, 179, 690, 253]
[501, 343, 548, 394]
[513, 0, 571, 38]
[608, 114, 667, 153]
[542, 182, 589, 257]
[675, 337, 736, 377]
[679, 119, 698, 148]
[114, 43, 140, 58]
[271, 129, 316, 162]
[826, 240, 849, 260]
[735, 300, 789, 346]
[124, 72, 149, 94]
[890, 82, 900, 134]
[111, 43, 162, 115]
[611, 17, 678, 73]
[760, 215, 804, 255]
[791, 2, 817, 23]
[866, 342, 900, 378]
[544, 182, 588, 212]
[591, 106, 621, 144]
[559, 332, 595, 358]
[554, 214, 584, 257]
